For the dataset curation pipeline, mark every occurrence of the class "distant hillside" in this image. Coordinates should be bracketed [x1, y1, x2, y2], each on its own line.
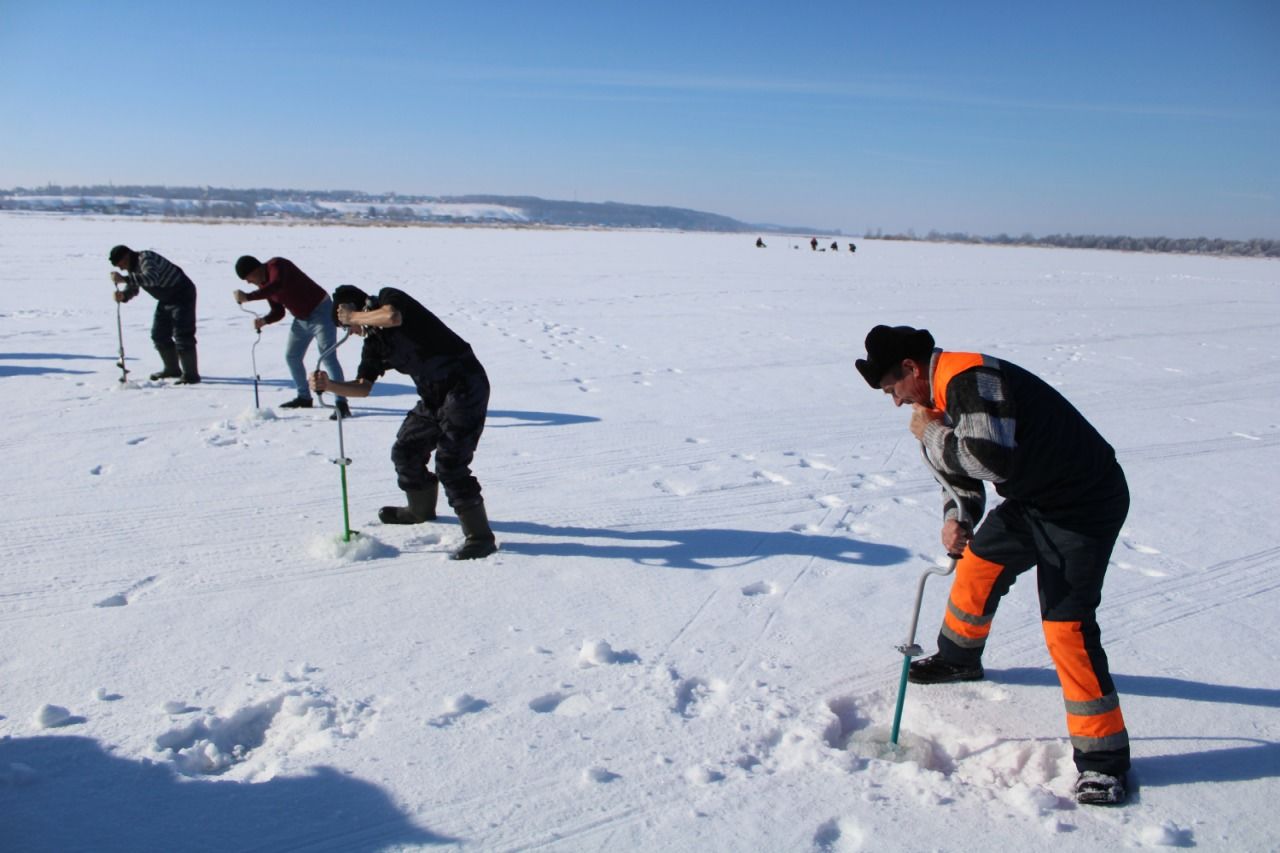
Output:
[0, 185, 840, 236]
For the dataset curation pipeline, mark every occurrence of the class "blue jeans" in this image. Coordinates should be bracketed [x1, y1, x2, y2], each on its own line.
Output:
[285, 297, 346, 402]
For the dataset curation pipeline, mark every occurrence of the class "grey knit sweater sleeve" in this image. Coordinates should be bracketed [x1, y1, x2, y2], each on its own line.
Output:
[130, 251, 188, 296]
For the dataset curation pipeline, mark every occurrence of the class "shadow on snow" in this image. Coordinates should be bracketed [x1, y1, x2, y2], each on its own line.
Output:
[989, 666, 1280, 787]
[0, 352, 118, 361]
[993, 666, 1280, 710]
[0, 364, 95, 378]
[492, 519, 910, 570]
[0, 352, 105, 378]
[0, 735, 458, 852]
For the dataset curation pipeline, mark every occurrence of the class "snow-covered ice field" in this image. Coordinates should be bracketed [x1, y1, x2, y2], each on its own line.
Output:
[1, 213, 1278, 851]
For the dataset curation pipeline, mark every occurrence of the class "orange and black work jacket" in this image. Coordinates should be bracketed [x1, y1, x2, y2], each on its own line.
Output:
[920, 350, 1118, 524]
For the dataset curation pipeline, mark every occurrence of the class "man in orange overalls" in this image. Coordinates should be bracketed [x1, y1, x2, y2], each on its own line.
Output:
[857, 324, 1131, 806]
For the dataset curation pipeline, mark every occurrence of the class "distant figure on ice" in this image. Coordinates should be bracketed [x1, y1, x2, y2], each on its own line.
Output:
[233, 255, 350, 419]
[108, 245, 200, 383]
[856, 324, 1132, 806]
[848, 242, 857, 253]
[810, 237, 818, 251]
[755, 237, 766, 248]
[830, 241, 839, 251]
[310, 285, 497, 560]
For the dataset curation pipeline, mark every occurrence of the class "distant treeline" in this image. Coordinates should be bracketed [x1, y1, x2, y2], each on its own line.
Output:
[869, 229, 1278, 258]
[3, 184, 412, 205]
[0, 184, 836, 235]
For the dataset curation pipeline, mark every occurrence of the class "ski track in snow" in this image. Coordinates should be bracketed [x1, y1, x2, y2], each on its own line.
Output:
[2, 218, 1277, 850]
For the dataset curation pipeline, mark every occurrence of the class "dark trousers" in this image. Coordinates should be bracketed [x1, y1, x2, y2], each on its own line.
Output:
[151, 299, 197, 353]
[938, 465, 1131, 775]
[392, 367, 490, 509]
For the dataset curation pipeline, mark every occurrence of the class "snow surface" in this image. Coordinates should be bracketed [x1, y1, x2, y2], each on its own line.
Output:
[1, 213, 1278, 851]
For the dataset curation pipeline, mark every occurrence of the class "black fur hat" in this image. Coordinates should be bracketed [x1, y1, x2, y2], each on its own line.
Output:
[855, 325, 935, 388]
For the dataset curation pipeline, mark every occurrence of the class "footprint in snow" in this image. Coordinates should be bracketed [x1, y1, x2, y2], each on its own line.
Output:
[1115, 559, 1167, 578]
[1124, 541, 1161, 555]
[528, 692, 594, 716]
[741, 581, 778, 597]
[753, 470, 791, 486]
[89, 464, 111, 476]
[162, 700, 201, 715]
[94, 575, 158, 608]
[672, 675, 725, 719]
[653, 479, 695, 497]
[813, 818, 866, 852]
[126, 436, 148, 446]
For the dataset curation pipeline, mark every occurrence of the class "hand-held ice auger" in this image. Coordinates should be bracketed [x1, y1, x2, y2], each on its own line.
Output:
[315, 330, 354, 542]
[112, 279, 129, 384]
[238, 305, 263, 408]
[889, 447, 970, 746]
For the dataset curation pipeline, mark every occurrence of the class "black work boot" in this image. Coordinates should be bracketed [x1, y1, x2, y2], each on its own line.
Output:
[329, 399, 352, 421]
[174, 349, 200, 384]
[1074, 771, 1127, 806]
[452, 501, 497, 560]
[907, 653, 984, 684]
[150, 345, 181, 381]
[279, 396, 313, 409]
[378, 481, 438, 524]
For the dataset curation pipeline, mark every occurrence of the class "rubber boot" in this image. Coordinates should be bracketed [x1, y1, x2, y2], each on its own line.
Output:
[175, 349, 201, 384]
[452, 501, 497, 560]
[378, 481, 438, 524]
[907, 653, 984, 684]
[150, 345, 181, 381]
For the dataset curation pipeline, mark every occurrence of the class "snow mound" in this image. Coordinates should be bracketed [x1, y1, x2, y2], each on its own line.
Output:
[307, 532, 397, 562]
[154, 685, 374, 779]
[33, 704, 74, 729]
[684, 765, 725, 785]
[428, 693, 490, 727]
[1136, 821, 1195, 847]
[238, 406, 279, 424]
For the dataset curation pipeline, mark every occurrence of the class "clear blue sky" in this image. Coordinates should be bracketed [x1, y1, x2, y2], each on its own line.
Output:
[2, 1, 1277, 238]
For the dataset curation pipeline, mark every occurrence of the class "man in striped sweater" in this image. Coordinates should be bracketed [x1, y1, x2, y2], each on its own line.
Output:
[109, 245, 200, 383]
[857, 324, 1131, 806]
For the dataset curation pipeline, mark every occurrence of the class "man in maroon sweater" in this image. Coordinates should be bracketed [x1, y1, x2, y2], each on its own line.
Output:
[233, 255, 349, 417]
